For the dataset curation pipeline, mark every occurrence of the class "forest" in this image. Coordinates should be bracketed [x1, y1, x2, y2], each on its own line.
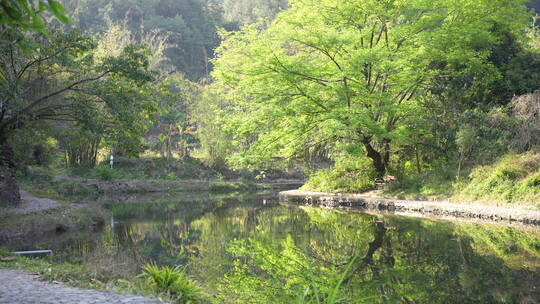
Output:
[0, 0, 539, 208]
[1, 0, 540, 303]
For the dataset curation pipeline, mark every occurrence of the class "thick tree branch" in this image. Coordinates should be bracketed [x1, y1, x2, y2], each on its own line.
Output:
[16, 47, 68, 79]
[0, 71, 111, 132]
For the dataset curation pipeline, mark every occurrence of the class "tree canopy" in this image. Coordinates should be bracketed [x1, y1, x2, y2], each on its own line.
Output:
[213, 0, 530, 175]
[0, 24, 158, 205]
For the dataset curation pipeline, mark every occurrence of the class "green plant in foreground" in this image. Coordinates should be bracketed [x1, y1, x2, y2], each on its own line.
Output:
[143, 263, 211, 304]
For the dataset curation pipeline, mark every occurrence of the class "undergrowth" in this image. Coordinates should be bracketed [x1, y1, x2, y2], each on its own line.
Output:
[385, 152, 540, 206]
[383, 167, 458, 201]
[302, 157, 375, 193]
[302, 152, 539, 207]
[455, 152, 540, 205]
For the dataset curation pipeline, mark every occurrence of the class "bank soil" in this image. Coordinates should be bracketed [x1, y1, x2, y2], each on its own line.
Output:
[280, 190, 540, 226]
[0, 191, 108, 242]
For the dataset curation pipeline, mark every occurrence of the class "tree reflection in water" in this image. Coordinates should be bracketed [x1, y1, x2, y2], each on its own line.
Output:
[7, 193, 539, 303]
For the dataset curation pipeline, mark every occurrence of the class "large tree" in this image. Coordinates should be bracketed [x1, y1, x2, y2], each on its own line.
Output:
[212, 0, 529, 176]
[0, 28, 156, 207]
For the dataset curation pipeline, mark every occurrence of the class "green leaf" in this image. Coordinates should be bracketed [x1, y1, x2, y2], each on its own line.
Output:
[38, 1, 48, 13]
[31, 14, 47, 34]
[1, 3, 23, 21]
[46, 0, 70, 23]
[17, 0, 32, 15]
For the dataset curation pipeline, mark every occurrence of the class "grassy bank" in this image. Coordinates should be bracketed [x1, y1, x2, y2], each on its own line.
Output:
[384, 152, 540, 207]
[301, 157, 375, 193]
[454, 153, 540, 205]
[303, 152, 540, 208]
[17, 156, 303, 197]
[66, 156, 302, 182]
[48, 177, 294, 197]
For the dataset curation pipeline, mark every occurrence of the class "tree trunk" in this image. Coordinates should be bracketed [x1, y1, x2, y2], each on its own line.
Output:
[415, 145, 421, 174]
[383, 139, 391, 171]
[457, 152, 464, 180]
[362, 138, 386, 177]
[0, 139, 21, 207]
[166, 133, 172, 159]
[67, 137, 100, 167]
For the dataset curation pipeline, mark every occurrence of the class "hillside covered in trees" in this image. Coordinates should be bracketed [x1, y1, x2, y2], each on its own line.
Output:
[2, 1, 540, 304]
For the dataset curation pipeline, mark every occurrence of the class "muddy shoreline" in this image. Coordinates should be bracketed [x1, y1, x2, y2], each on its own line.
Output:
[279, 190, 540, 227]
[0, 191, 108, 242]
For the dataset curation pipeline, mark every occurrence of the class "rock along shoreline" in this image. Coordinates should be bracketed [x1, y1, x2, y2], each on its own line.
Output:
[279, 190, 540, 227]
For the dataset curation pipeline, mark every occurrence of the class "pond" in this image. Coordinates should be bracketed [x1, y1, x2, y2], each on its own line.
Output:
[5, 191, 540, 303]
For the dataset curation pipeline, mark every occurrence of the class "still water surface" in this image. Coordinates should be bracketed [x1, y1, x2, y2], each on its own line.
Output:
[7, 191, 540, 303]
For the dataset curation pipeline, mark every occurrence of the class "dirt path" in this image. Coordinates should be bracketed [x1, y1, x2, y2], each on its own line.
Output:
[0, 269, 164, 304]
[5, 191, 62, 215]
[0, 191, 104, 242]
[280, 190, 540, 226]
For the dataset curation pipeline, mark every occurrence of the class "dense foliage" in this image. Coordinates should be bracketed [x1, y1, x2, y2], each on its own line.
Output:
[2, 0, 540, 206]
[59, 0, 289, 81]
[2, 2, 540, 304]
[212, 0, 531, 176]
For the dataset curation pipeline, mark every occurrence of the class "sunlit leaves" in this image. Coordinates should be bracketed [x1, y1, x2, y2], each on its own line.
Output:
[0, 0, 71, 36]
[212, 0, 530, 170]
[46, 0, 70, 23]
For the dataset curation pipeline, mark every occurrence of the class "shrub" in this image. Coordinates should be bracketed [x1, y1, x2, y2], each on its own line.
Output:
[94, 166, 122, 181]
[509, 92, 540, 151]
[142, 263, 211, 304]
[17, 166, 56, 182]
[68, 166, 94, 177]
[302, 157, 375, 193]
